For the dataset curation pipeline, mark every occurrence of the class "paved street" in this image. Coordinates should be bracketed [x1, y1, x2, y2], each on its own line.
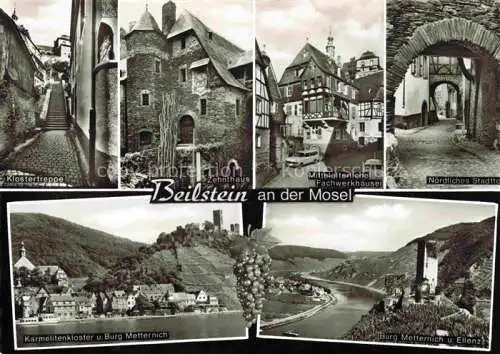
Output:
[264, 161, 328, 188]
[396, 119, 500, 189]
[0, 131, 86, 187]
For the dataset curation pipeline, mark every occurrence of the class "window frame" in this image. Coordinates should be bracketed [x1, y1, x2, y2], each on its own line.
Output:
[200, 98, 207, 115]
[179, 66, 187, 83]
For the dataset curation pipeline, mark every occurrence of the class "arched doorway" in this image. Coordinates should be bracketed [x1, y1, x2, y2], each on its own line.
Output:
[430, 81, 462, 122]
[179, 115, 194, 145]
[421, 101, 428, 126]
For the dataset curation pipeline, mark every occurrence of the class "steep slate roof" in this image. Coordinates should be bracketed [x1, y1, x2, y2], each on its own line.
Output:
[353, 71, 384, 103]
[267, 64, 281, 101]
[131, 9, 161, 33]
[167, 10, 249, 91]
[228, 50, 253, 69]
[280, 42, 344, 86]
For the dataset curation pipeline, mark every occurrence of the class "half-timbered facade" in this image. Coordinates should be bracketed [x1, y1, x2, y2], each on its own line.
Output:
[279, 41, 358, 154]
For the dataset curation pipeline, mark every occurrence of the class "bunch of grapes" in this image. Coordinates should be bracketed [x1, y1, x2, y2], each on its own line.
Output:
[233, 239, 274, 328]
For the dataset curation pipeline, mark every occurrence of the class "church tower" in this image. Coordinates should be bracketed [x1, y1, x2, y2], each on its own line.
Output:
[20, 240, 26, 258]
[326, 27, 335, 59]
[14, 240, 35, 271]
[12, 7, 18, 22]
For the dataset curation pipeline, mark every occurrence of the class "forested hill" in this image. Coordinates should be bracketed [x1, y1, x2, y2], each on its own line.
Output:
[10, 213, 146, 277]
[268, 244, 347, 275]
[316, 216, 496, 295]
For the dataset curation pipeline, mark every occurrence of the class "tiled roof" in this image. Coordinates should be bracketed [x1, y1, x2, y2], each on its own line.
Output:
[14, 256, 35, 270]
[38, 265, 60, 275]
[169, 292, 195, 301]
[49, 294, 74, 302]
[353, 71, 384, 103]
[167, 10, 249, 91]
[359, 50, 378, 60]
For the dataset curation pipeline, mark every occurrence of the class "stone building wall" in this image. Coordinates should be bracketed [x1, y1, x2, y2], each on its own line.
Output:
[0, 21, 38, 158]
[126, 29, 250, 173]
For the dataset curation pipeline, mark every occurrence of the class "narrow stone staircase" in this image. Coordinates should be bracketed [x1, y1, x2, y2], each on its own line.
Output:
[45, 83, 68, 130]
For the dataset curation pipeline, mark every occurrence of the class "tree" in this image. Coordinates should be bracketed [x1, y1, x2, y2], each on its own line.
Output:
[134, 295, 154, 315]
[458, 279, 476, 314]
[168, 302, 180, 315]
[203, 221, 214, 232]
[52, 60, 69, 74]
[157, 92, 178, 176]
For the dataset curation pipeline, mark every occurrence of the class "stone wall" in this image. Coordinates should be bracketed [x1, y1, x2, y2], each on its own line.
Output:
[95, 63, 119, 186]
[387, 0, 500, 89]
[0, 21, 38, 158]
[0, 22, 35, 94]
[255, 127, 270, 168]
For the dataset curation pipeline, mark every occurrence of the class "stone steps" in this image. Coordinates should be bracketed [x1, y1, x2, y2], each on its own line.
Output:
[46, 84, 68, 131]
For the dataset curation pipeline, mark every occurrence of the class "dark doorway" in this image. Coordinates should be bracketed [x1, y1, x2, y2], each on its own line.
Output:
[179, 115, 194, 144]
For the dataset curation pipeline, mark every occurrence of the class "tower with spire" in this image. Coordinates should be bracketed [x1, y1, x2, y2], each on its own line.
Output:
[326, 27, 335, 60]
[13, 240, 35, 271]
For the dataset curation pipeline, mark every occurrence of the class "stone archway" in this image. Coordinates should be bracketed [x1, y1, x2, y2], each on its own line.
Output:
[386, 16, 500, 146]
[430, 81, 462, 121]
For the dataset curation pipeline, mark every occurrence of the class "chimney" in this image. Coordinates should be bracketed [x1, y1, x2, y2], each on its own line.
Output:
[336, 55, 342, 66]
[162, 1, 176, 35]
[129, 21, 136, 32]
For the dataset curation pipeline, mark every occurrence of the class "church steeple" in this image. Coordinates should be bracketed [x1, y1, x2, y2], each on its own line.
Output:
[326, 26, 335, 59]
[12, 6, 18, 22]
[20, 240, 26, 258]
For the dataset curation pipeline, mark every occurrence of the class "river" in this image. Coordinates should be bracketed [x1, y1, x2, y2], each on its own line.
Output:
[17, 311, 246, 348]
[260, 280, 383, 340]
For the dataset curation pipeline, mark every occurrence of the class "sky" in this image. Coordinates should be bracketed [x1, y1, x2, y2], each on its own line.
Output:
[120, 0, 253, 51]
[0, 0, 71, 46]
[256, 0, 385, 80]
[265, 196, 496, 252]
[8, 196, 243, 245]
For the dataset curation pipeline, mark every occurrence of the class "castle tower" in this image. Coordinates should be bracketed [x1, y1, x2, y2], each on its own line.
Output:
[162, 1, 176, 35]
[326, 27, 335, 59]
[213, 209, 223, 232]
[416, 240, 438, 299]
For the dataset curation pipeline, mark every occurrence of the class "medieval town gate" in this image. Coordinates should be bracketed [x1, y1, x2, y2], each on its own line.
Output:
[386, 0, 500, 146]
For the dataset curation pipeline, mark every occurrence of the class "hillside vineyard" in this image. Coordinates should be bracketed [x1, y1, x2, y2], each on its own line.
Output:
[0, 0, 499, 353]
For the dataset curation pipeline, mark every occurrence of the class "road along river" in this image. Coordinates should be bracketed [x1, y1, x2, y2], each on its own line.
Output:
[260, 278, 384, 340]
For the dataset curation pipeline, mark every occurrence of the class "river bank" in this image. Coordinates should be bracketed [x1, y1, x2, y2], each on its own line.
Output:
[259, 279, 381, 340]
[17, 310, 243, 326]
[260, 293, 336, 330]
